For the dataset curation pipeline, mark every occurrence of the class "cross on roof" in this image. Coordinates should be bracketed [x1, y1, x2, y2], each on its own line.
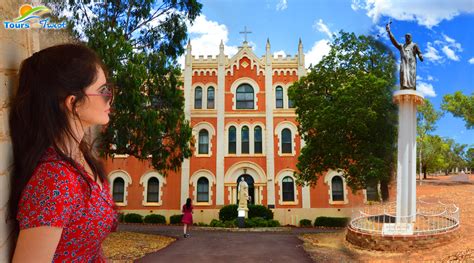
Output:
[239, 26, 252, 43]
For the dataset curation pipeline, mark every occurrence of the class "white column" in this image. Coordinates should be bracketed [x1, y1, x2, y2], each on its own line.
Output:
[216, 41, 226, 205]
[180, 42, 192, 206]
[264, 39, 276, 206]
[394, 90, 424, 223]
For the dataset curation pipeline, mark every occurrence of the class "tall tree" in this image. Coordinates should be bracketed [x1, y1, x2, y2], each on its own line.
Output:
[417, 100, 442, 179]
[52, 0, 202, 174]
[288, 31, 398, 200]
[442, 91, 474, 129]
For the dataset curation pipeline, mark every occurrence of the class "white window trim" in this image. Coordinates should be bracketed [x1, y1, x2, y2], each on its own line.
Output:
[230, 78, 260, 110]
[225, 122, 266, 156]
[205, 84, 217, 109]
[324, 170, 349, 205]
[193, 122, 215, 157]
[192, 83, 205, 109]
[275, 121, 298, 156]
[190, 169, 216, 206]
[140, 171, 167, 206]
[108, 170, 132, 206]
[276, 170, 299, 205]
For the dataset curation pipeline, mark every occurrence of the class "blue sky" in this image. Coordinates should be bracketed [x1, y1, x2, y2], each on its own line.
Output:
[183, 0, 474, 147]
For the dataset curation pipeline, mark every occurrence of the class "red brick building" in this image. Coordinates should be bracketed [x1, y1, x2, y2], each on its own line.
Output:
[104, 39, 378, 225]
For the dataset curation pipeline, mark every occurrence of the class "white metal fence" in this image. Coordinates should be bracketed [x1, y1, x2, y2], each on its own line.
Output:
[350, 200, 460, 235]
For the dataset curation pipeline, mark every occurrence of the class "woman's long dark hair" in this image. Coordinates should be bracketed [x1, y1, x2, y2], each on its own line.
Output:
[186, 198, 192, 209]
[8, 43, 108, 233]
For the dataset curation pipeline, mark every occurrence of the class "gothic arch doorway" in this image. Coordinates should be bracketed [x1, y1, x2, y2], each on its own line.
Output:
[237, 174, 255, 205]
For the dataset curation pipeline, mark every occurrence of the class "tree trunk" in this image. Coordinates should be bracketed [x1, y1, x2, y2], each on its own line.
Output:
[380, 180, 390, 201]
[423, 165, 427, 179]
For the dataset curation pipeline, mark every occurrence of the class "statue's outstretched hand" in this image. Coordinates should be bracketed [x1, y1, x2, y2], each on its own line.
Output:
[386, 23, 390, 32]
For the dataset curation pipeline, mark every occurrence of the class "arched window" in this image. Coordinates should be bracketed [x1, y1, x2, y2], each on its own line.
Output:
[236, 84, 254, 109]
[112, 177, 125, 203]
[198, 129, 209, 154]
[276, 86, 283, 108]
[194, 86, 202, 109]
[147, 177, 159, 202]
[331, 176, 344, 201]
[366, 184, 379, 201]
[282, 176, 295, 201]
[197, 177, 209, 202]
[288, 96, 295, 108]
[228, 126, 236, 154]
[281, 128, 292, 154]
[241, 126, 249, 154]
[254, 126, 262, 154]
[207, 86, 215, 109]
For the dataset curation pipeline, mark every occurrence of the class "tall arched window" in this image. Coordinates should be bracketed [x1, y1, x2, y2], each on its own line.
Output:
[282, 176, 295, 201]
[254, 126, 262, 154]
[236, 84, 254, 109]
[147, 177, 159, 202]
[228, 126, 236, 154]
[207, 86, 215, 109]
[288, 96, 295, 108]
[112, 177, 125, 203]
[366, 184, 379, 201]
[241, 126, 249, 154]
[331, 176, 344, 201]
[276, 86, 283, 108]
[281, 128, 292, 154]
[194, 86, 202, 109]
[198, 129, 209, 154]
[197, 177, 209, 202]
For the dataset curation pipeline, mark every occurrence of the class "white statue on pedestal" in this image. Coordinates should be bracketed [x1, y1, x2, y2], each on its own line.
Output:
[238, 177, 249, 209]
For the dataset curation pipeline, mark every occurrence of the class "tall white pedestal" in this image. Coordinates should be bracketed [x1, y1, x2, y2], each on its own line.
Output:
[393, 90, 424, 223]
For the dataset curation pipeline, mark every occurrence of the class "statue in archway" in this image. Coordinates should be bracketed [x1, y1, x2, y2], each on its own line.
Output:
[386, 22, 423, 90]
[238, 177, 249, 209]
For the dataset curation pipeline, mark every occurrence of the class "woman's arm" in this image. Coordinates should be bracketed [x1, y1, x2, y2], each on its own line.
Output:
[12, 226, 63, 263]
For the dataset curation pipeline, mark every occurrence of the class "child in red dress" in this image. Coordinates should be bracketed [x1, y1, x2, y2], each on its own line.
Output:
[182, 198, 193, 238]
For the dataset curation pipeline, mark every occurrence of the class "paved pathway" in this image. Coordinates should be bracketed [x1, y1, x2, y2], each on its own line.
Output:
[118, 225, 324, 263]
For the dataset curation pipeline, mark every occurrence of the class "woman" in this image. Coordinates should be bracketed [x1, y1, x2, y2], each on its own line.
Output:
[182, 198, 193, 238]
[8, 43, 117, 262]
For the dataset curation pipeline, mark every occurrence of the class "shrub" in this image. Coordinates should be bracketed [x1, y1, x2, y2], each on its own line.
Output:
[314, 217, 350, 227]
[219, 204, 238, 221]
[248, 205, 273, 219]
[267, 219, 280, 227]
[210, 219, 225, 227]
[123, 213, 143, 223]
[117, 213, 125, 223]
[197, 222, 208, 226]
[224, 220, 237, 228]
[244, 218, 257, 228]
[144, 214, 166, 224]
[170, 214, 183, 225]
[299, 219, 312, 227]
[252, 217, 268, 227]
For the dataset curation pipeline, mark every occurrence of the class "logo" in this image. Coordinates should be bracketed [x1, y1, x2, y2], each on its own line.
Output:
[4, 4, 66, 30]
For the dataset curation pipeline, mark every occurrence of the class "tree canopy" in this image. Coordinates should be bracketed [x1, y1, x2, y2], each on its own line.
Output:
[442, 91, 474, 129]
[288, 31, 398, 196]
[53, 0, 202, 174]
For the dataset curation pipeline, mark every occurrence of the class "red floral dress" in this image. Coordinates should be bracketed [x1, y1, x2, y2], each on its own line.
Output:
[17, 147, 118, 262]
[181, 205, 193, 225]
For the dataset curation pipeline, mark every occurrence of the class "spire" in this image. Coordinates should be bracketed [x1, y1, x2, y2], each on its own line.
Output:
[266, 38, 271, 50]
[219, 39, 224, 52]
[186, 40, 192, 52]
[298, 38, 303, 50]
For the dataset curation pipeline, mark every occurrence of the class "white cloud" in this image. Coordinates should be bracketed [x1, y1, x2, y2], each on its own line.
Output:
[424, 42, 443, 62]
[273, 50, 287, 58]
[417, 81, 437, 97]
[313, 19, 333, 39]
[276, 0, 288, 11]
[442, 45, 460, 61]
[373, 25, 389, 40]
[351, 0, 474, 28]
[305, 39, 331, 68]
[469, 57, 474, 64]
[178, 15, 238, 68]
[427, 75, 434, 81]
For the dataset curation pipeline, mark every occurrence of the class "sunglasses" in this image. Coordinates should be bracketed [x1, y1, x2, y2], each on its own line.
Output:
[85, 82, 115, 104]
